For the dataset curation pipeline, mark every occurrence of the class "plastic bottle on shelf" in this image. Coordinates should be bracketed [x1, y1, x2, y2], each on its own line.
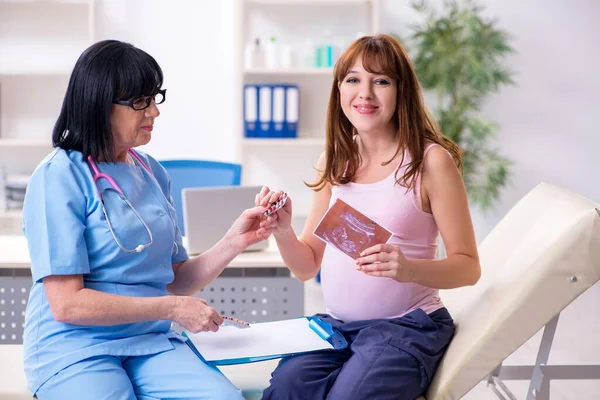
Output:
[316, 30, 335, 68]
[315, 34, 326, 68]
[265, 36, 278, 69]
[325, 30, 335, 67]
[301, 38, 315, 69]
[244, 38, 264, 70]
[280, 43, 294, 69]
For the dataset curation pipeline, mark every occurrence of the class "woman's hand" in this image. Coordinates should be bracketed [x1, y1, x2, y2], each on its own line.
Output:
[171, 296, 223, 333]
[354, 244, 414, 282]
[226, 206, 277, 251]
[255, 186, 293, 234]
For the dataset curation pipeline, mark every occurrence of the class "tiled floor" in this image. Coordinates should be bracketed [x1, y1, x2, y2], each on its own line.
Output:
[222, 280, 600, 400]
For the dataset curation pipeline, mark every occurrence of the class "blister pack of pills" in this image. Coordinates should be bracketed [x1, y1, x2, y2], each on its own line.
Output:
[264, 192, 289, 218]
[221, 315, 251, 329]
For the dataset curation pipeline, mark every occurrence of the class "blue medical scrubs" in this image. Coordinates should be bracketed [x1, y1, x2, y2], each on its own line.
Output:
[22, 149, 243, 399]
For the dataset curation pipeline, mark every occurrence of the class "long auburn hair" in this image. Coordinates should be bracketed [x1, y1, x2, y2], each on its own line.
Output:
[308, 34, 462, 191]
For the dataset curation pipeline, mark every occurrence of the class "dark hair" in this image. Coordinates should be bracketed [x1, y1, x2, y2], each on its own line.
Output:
[52, 40, 163, 162]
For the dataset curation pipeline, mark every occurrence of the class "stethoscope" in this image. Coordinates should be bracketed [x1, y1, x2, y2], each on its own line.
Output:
[87, 149, 178, 255]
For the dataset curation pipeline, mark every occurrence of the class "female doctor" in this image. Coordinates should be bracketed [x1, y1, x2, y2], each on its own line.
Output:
[22, 40, 274, 399]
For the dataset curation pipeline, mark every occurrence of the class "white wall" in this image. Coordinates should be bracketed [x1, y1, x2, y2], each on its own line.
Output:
[381, 0, 600, 242]
[95, 0, 239, 163]
[4, 0, 596, 240]
[98, 0, 599, 241]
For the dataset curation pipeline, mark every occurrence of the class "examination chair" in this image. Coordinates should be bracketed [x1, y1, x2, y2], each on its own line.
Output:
[1, 182, 598, 399]
[417, 182, 600, 400]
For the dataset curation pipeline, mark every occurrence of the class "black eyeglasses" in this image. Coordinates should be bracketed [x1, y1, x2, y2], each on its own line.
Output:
[114, 89, 167, 110]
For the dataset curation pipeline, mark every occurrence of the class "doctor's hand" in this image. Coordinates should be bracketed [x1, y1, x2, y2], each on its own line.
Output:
[354, 244, 414, 283]
[255, 186, 292, 234]
[226, 206, 276, 251]
[172, 296, 223, 333]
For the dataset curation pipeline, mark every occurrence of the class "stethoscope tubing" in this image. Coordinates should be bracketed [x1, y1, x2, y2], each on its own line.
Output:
[87, 149, 177, 255]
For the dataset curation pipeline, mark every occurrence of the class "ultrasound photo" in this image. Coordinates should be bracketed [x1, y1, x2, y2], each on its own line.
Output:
[313, 198, 393, 260]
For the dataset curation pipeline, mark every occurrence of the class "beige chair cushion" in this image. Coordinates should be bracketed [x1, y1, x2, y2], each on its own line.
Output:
[424, 183, 600, 399]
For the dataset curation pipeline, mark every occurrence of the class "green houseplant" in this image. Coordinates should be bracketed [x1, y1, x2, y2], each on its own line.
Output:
[398, 0, 515, 210]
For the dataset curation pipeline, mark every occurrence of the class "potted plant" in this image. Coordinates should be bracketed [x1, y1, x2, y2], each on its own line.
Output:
[397, 0, 515, 210]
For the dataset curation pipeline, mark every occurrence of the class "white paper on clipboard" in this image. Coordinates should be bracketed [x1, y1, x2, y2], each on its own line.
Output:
[313, 198, 394, 260]
[184, 318, 334, 363]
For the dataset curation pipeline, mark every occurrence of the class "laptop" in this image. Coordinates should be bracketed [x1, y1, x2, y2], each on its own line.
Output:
[182, 186, 268, 254]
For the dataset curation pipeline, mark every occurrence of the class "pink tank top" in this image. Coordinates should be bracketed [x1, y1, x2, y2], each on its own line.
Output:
[320, 144, 444, 322]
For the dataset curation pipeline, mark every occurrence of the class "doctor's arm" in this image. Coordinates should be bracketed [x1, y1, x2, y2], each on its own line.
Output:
[167, 206, 275, 296]
[167, 236, 244, 296]
[43, 275, 222, 332]
[28, 161, 221, 332]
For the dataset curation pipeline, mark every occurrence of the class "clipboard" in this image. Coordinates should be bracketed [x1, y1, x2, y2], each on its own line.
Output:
[182, 316, 348, 366]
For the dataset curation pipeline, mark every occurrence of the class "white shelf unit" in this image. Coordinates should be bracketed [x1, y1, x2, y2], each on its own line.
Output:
[0, 0, 95, 210]
[0, 208, 23, 235]
[0, 0, 94, 76]
[242, 137, 325, 147]
[0, 0, 95, 142]
[0, 138, 52, 148]
[236, 0, 380, 222]
[246, 0, 372, 4]
[244, 67, 334, 76]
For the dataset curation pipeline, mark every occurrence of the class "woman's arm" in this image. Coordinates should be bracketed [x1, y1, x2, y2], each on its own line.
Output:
[260, 153, 331, 281]
[407, 145, 481, 288]
[356, 146, 480, 289]
[43, 275, 222, 332]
